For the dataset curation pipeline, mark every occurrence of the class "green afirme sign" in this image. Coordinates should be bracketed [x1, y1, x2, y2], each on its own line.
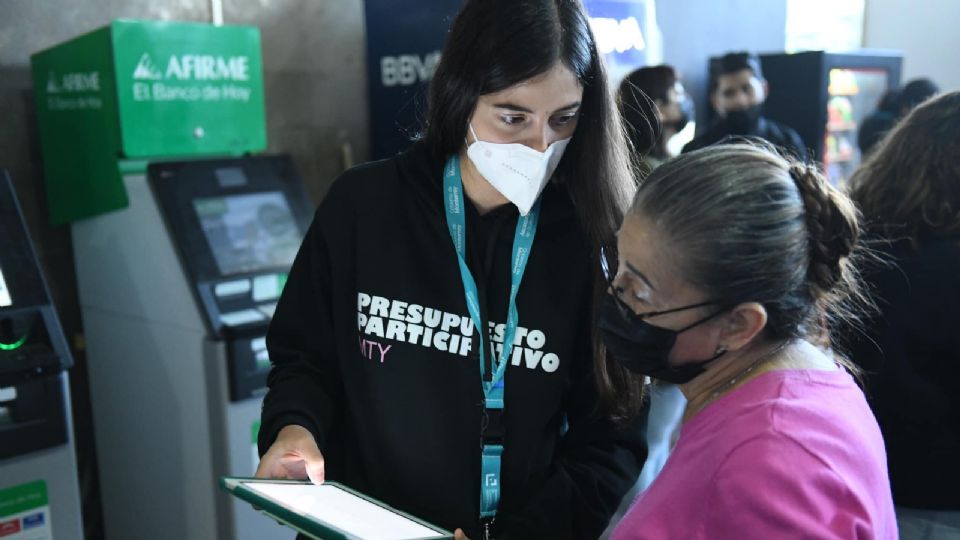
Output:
[31, 20, 267, 224]
[111, 21, 266, 156]
[0, 480, 48, 519]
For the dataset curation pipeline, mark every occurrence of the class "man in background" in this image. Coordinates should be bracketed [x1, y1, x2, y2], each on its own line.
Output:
[683, 51, 807, 159]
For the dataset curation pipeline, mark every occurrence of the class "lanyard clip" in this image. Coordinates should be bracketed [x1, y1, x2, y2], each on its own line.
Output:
[481, 516, 496, 540]
[481, 407, 505, 445]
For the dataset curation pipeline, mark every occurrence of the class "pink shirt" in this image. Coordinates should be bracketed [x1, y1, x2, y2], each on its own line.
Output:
[612, 369, 897, 539]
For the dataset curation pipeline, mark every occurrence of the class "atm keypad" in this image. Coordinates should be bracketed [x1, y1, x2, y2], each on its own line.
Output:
[208, 274, 285, 330]
[219, 309, 265, 327]
[214, 279, 252, 298]
[257, 303, 277, 318]
[252, 275, 283, 302]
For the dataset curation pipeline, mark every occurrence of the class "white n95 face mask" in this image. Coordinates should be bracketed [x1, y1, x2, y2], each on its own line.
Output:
[466, 124, 571, 215]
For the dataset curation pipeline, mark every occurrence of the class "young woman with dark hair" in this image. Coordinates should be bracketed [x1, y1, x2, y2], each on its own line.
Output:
[847, 91, 960, 539]
[618, 64, 693, 172]
[254, 1, 649, 538]
[602, 142, 896, 538]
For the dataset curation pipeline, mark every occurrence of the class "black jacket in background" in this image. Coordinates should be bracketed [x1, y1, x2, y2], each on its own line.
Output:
[847, 236, 960, 510]
[258, 142, 647, 539]
[682, 116, 808, 160]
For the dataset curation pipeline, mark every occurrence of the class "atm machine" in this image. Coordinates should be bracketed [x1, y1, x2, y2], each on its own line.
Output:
[72, 155, 313, 540]
[0, 171, 83, 539]
[31, 19, 316, 540]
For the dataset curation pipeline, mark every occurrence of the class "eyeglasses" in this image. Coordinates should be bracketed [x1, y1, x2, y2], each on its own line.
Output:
[599, 245, 720, 324]
[600, 244, 618, 283]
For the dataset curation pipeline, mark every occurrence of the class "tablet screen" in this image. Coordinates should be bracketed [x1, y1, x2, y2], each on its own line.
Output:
[241, 481, 446, 540]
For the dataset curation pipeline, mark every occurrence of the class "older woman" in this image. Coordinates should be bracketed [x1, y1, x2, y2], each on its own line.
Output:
[603, 142, 897, 539]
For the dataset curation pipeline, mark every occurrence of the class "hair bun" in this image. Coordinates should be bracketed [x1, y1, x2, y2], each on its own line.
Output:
[788, 162, 860, 292]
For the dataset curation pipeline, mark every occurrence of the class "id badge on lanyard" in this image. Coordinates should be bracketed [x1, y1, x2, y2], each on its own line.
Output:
[443, 156, 540, 520]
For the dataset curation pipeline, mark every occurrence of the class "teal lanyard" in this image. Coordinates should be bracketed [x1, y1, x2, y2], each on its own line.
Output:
[443, 155, 541, 518]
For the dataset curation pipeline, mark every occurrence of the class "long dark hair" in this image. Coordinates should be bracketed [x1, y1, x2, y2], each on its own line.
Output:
[849, 91, 960, 244]
[618, 65, 677, 161]
[423, 0, 646, 419]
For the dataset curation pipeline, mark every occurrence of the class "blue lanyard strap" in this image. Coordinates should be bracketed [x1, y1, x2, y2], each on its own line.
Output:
[443, 155, 540, 401]
[444, 155, 541, 519]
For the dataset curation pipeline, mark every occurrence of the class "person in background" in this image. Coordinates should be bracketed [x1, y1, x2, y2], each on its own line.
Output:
[896, 78, 940, 117]
[847, 91, 960, 540]
[682, 52, 807, 160]
[604, 142, 896, 539]
[858, 78, 939, 156]
[253, 1, 650, 538]
[857, 89, 901, 156]
[612, 63, 692, 504]
[618, 65, 694, 174]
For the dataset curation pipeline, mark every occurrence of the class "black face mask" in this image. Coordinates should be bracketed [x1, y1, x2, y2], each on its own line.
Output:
[672, 96, 695, 133]
[721, 103, 762, 134]
[598, 294, 727, 384]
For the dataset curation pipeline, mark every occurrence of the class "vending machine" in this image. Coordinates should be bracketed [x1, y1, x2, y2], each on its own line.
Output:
[760, 51, 902, 184]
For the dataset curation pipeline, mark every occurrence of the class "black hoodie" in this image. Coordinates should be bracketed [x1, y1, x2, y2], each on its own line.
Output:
[259, 142, 646, 539]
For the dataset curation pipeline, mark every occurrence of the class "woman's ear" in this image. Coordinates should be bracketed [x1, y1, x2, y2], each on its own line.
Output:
[717, 302, 768, 352]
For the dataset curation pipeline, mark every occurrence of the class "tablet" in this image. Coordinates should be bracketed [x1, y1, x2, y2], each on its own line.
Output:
[221, 477, 453, 540]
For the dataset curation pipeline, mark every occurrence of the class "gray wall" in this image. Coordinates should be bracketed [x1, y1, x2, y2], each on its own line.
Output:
[657, 0, 788, 130]
[864, 0, 960, 92]
[0, 2, 368, 538]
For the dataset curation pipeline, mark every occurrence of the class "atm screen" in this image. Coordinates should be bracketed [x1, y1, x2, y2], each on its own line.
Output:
[0, 265, 11, 307]
[193, 191, 302, 276]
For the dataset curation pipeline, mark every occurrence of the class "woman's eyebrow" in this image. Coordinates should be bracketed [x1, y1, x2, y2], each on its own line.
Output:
[492, 102, 533, 112]
[491, 101, 582, 114]
[553, 101, 582, 113]
[625, 260, 656, 291]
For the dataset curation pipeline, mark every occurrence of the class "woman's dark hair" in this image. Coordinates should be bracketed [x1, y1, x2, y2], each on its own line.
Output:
[857, 89, 901, 155]
[621, 65, 679, 104]
[877, 89, 901, 114]
[618, 66, 675, 161]
[897, 78, 939, 115]
[849, 91, 960, 244]
[627, 142, 870, 366]
[424, 0, 647, 419]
